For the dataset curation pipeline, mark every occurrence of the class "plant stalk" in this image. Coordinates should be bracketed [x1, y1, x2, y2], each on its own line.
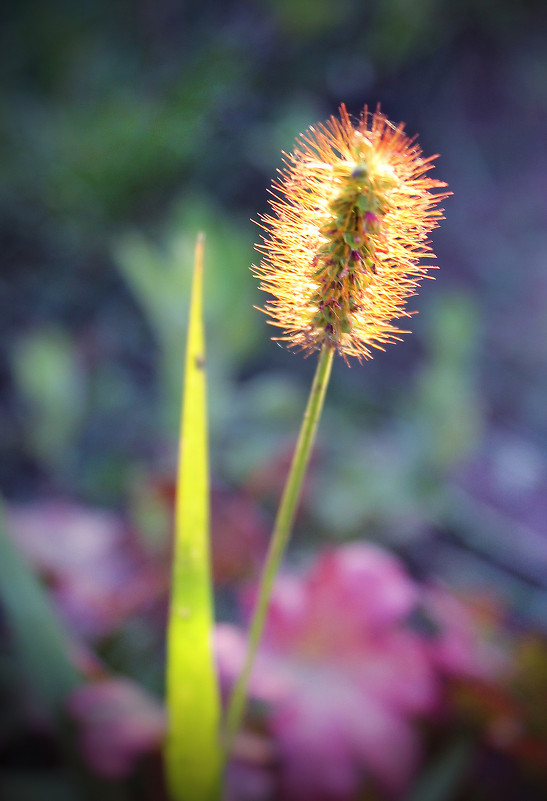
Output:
[223, 343, 334, 754]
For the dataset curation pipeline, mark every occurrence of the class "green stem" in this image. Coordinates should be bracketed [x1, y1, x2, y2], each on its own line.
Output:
[223, 343, 334, 754]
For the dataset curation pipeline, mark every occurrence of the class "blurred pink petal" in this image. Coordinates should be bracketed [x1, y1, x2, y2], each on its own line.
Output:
[424, 586, 511, 681]
[218, 544, 511, 800]
[224, 761, 275, 801]
[215, 623, 293, 704]
[274, 694, 357, 801]
[7, 502, 121, 573]
[68, 678, 166, 778]
[241, 574, 309, 651]
[6, 501, 165, 639]
[218, 544, 440, 800]
[273, 675, 421, 800]
[305, 544, 419, 632]
[223, 731, 276, 801]
[351, 629, 437, 716]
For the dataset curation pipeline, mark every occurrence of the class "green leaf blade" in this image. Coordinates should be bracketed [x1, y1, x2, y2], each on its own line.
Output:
[0, 501, 82, 714]
[165, 233, 221, 801]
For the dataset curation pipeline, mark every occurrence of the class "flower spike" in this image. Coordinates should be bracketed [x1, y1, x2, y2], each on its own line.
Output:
[254, 105, 449, 362]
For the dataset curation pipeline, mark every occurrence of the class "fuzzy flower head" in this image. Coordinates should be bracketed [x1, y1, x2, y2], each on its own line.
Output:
[254, 105, 449, 361]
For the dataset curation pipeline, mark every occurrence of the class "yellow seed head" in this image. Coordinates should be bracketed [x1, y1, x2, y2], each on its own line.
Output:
[253, 104, 450, 362]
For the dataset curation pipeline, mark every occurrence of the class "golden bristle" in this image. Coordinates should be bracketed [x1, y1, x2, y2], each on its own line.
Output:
[253, 104, 450, 362]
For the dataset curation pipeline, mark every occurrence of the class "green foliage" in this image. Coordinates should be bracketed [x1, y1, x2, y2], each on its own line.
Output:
[1, 18, 247, 233]
[0, 501, 81, 715]
[0, 774, 80, 801]
[411, 292, 483, 470]
[11, 328, 85, 472]
[403, 737, 473, 801]
[309, 292, 483, 541]
[115, 196, 261, 431]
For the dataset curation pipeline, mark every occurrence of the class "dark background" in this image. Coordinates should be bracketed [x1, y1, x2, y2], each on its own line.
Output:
[2, 0, 546, 609]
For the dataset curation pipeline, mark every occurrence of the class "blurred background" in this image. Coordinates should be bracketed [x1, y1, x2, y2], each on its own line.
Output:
[1, 0, 547, 799]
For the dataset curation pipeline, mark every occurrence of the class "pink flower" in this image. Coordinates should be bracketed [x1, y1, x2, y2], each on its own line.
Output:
[423, 585, 511, 682]
[67, 678, 166, 778]
[6, 501, 165, 639]
[217, 544, 439, 800]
